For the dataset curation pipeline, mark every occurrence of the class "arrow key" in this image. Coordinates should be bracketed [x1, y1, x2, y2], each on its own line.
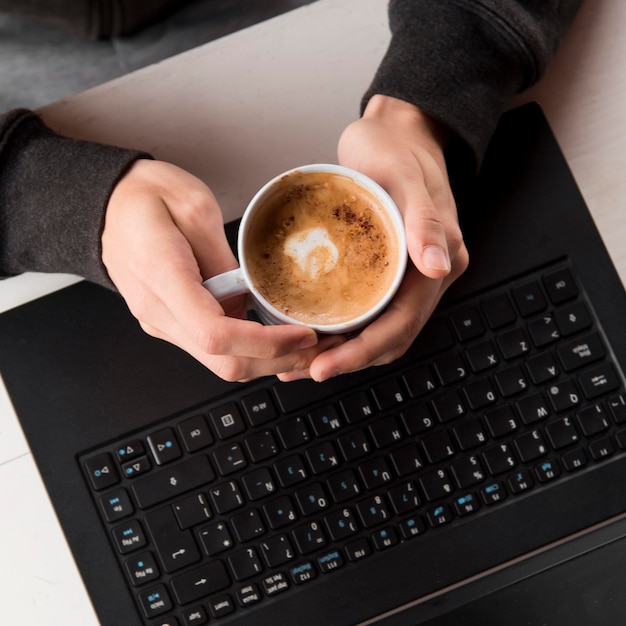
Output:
[170, 560, 230, 605]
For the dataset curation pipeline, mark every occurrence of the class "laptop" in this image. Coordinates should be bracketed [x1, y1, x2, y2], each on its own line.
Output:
[2, 103, 626, 625]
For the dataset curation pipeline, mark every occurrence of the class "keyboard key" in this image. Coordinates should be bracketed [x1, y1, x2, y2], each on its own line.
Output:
[433, 352, 468, 385]
[465, 340, 499, 372]
[340, 391, 376, 423]
[112, 520, 147, 554]
[512, 280, 547, 317]
[273, 454, 308, 487]
[292, 521, 327, 554]
[507, 469, 534, 494]
[326, 469, 362, 503]
[228, 547, 264, 580]
[577, 404, 610, 437]
[324, 507, 359, 541]
[516, 392, 550, 424]
[125, 552, 160, 586]
[450, 306, 485, 341]
[450, 455, 486, 488]
[177, 415, 213, 453]
[431, 390, 465, 423]
[145, 507, 201, 573]
[554, 301, 592, 336]
[241, 389, 277, 426]
[317, 549, 345, 572]
[289, 561, 318, 584]
[482, 442, 517, 475]
[236, 583, 262, 607]
[137, 584, 173, 619]
[308, 405, 343, 436]
[526, 352, 559, 384]
[306, 441, 341, 474]
[345, 537, 372, 562]
[543, 267, 578, 304]
[484, 405, 519, 438]
[546, 379, 581, 412]
[115, 439, 145, 463]
[453, 417, 488, 450]
[580, 400, 612, 438]
[371, 377, 407, 410]
[453, 493, 480, 516]
[209, 402, 246, 439]
[209, 480, 245, 514]
[181, 605, 208, 625]
[244, 429, 279, 463]
[241, 467, 277, 500]
[122, 455, 151, 479]
[358, 456, 393, 490]
[419, 468, 454, 502]
[561, 448, 588, 472]
[84, 452, 120, 490]
[172, 492, 212, 529]
[480, 482, 506, 504]
[514, 429, 548, 463]
[368, 415, 405, 448]
[356, 494, 391, 527]
[399, 514, 427, 538]
[400, 403, 436, 434]
[403, 365, 438, 397]
[426, 504, 454, 527]
[388, 443, 425, 476]
[497, 328, 530, 360]
[421, 430, 456, 463]
[495, 364, 529, 397]
[99, 489, 134, 522]
[170, 561, 230, 604]
[608, 394, 626, 423]
[131, 456, 214, 509]
[231, 509, 266, 543]
[337, 428, 372, 461]
[198, 521, 233, 556]
[212, 442, 248, 476]
[295, 482, 330, 516]
[588, 437, 615, 461]
[263, 495, 298, 529]
[147, 428, 182, 465]
[276, 416, 311, 449]
[262, 572, 290, 597]
[545, 416, 580, 449]
[578, 363, 620, 399]
[481, 293, 517, 329]
[535, 459, 561, 482]
[463, 377, 498, 409]
[371, 527, 399, 550]
[557, 333, 606, 371]
[528, 315, 560, 347]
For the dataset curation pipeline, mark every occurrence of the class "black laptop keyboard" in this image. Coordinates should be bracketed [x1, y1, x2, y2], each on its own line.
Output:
[81, 260, 626, 625]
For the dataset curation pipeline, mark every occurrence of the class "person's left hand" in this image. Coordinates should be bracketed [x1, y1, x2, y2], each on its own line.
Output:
[279, 95, 469, 382]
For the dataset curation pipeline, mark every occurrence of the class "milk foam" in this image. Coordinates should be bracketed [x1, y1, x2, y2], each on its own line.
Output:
[284, 227, 339, 279]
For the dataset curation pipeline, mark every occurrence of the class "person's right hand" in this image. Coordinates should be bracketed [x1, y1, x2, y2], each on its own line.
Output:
[101, 159, 339, 382]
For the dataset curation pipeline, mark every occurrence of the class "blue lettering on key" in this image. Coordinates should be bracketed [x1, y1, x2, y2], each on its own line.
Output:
[485, 484, 499, 494]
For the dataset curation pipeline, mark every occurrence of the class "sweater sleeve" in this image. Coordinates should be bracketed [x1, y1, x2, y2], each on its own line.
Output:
[0, 0, 189, 38]
[363, 0, 584, 175]
[0, 109, 149, 287]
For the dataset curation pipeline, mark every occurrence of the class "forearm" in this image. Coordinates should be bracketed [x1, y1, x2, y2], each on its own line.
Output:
[0, 109, 148, 286]
[364, 0, 584, 174]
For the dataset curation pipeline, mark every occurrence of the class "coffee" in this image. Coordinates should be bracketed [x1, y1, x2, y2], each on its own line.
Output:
[245, 170, 401, 326]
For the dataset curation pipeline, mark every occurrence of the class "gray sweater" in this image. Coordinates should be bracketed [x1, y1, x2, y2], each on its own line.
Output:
[0, 0, 583, 287]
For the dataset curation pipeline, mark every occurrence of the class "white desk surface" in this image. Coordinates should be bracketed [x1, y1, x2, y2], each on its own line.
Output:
[1, 0, 625, 623]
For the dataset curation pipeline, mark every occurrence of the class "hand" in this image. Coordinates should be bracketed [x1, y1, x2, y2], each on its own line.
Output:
[282, 95, 469, 382]
[102, 159, 335, 382]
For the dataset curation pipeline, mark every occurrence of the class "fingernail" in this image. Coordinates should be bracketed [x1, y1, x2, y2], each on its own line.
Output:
[279, 370, 311, 382]
[423, 245, 451, 272]
[315, 368, 341, 383]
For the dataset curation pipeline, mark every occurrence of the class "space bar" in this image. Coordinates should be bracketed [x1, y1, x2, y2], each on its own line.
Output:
[273, 368, 375, 413]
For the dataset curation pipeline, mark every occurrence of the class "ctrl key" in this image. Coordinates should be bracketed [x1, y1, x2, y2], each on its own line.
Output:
[137, 584, 172, 619]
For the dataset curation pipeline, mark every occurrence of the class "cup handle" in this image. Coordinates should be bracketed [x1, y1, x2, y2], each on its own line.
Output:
[202, 268, 249, 301]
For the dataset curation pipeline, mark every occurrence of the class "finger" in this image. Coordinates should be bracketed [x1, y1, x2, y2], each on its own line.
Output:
[308, 266, 443, 381]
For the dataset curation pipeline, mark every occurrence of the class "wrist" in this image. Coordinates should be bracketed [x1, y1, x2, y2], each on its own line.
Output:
[362, 94, 450, 151]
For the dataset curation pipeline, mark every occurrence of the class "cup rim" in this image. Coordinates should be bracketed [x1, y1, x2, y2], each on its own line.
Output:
[238, 163, 408, 333]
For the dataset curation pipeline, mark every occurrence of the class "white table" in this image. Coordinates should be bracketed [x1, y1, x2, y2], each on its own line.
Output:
[1, 0, 625, 623]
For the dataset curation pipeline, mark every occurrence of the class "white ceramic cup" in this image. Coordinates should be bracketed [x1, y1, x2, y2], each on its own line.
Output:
[203, 163, 407, 334]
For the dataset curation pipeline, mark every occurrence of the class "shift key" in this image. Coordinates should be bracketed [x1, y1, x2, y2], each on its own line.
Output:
[132, 455, 214, 509]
